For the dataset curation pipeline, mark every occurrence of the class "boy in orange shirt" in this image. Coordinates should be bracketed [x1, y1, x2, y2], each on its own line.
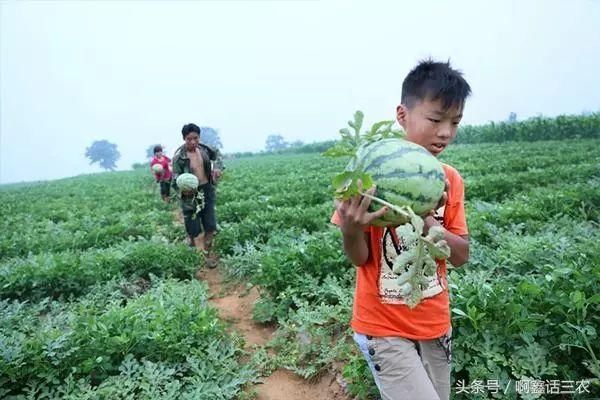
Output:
[332, 59, 471, 400]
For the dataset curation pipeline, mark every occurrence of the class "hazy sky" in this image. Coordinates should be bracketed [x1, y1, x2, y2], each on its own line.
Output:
[1, 0, 599, 184]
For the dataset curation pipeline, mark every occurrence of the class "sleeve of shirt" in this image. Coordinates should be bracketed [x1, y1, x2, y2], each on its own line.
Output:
[171, 155, 183, 192]
[443, 167, 469, 236]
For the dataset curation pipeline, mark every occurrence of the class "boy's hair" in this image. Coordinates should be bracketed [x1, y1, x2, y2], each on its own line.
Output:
[181, 123, 201, 139]
[401, 59, 471, 110]
[153, 145, 163, 154]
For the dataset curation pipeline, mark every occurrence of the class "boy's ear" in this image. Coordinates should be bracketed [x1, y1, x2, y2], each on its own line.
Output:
[396, 104, 408, 128]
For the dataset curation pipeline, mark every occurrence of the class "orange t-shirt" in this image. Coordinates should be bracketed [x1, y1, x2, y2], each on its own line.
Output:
[331, 163, 468, 340]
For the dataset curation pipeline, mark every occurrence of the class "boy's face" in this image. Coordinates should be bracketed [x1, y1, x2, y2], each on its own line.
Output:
[155, 151, 163, 158]
[184, 132, 200, 151]
[396, 98, 463, 157]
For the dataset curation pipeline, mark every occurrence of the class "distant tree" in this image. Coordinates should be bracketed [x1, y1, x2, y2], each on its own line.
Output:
[146, 144, 162, 159]
[507, 112, 517, 123]
[199, 126, 223, 149]
[289, 140, 304, 148]
[265, 134, 288, 152]
[85, 140, 120, 171]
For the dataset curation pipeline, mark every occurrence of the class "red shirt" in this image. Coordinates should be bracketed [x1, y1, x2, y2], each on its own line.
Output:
[150, 156, 172, 181]
[331, 163, 468, 340]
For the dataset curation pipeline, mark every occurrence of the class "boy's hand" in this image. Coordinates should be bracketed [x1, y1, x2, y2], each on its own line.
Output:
[181, 188, 197, 196]
[423, 178, 449, 235]
[434, 178, 450, 211]
[336, 183, 388, 235]
[212, 169, 223, 182]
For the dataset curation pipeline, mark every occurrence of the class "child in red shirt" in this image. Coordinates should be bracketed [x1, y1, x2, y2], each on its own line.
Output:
[150, 145, 172, 203]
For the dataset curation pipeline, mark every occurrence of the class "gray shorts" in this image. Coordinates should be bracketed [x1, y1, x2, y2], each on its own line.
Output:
[353, 328, 452, 400]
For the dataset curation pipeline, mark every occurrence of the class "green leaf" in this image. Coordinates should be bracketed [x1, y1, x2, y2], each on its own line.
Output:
[332, 170, 375, 200]
[324, 110, 404, 160]
[322, 144, 355, 159]
[353, 110, 364, 132]
[570, 290, 584, 307]
[452, 308, 469, 318]
[339, 128, 352, 138]
[588, 294, 600, 304]
[358, 173, 373, 190]
[332, 171, 354, 192]
[367, 120, 393, 136]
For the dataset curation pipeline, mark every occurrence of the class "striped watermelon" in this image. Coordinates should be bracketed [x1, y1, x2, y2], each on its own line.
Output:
[152, 163, 164, 173]
[347, 138, 445, 226]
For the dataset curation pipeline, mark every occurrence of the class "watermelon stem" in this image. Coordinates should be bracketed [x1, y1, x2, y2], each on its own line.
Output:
[408, 238, 426, 308]
[359, 191, 411, 219]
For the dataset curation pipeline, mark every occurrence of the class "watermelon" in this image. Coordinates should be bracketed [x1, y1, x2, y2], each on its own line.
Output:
[152, 163, 164, 173]
[347, 138, 445, 226]
[176, 173, 199, 191]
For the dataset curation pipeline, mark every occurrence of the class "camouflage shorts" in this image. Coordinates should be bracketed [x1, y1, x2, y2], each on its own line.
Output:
[180, 183, 217, 237]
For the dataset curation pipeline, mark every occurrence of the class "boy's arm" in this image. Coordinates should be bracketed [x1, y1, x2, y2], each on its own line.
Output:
[209, 148, 225, 182]
[423, 171, 469, 267]
[341, 229, 371, 267]
[212, 148, 225, 171]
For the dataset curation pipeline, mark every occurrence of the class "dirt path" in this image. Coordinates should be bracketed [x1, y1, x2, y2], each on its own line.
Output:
[174, 207, 349, 399]
[196, 266, 349, 400]
[197, 267, 273, 348]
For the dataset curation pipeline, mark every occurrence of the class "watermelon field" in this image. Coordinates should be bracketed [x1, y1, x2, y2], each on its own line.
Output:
[1, 131, 599, 398]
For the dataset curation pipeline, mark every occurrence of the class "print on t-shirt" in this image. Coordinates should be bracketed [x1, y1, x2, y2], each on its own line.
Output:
[378, 205, 447, 305]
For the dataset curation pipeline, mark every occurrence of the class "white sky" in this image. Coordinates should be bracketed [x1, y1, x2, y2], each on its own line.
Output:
[1, 0, 599, 184]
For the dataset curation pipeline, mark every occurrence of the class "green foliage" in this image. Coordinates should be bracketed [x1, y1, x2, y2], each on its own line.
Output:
[0, 171, 179, 261]
[223, 229, 349, 321]
[322, 110, 404, 159]
[0, 240, 200, 301]
[229, 140, 338, 157]
[0, 279, 255, 398]
[268, 277, 354, 378]
[229, 112, 600, 159]
[342, 353, 380, 399]
[0, 168, 253, 398]
[455, 112, 600, 144]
